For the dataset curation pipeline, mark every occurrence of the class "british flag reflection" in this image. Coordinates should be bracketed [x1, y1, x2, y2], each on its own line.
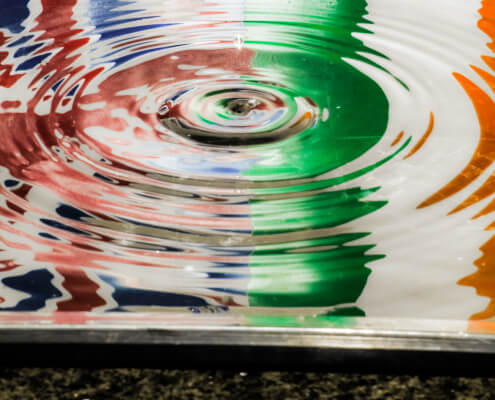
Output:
[0, 0, 259, 315]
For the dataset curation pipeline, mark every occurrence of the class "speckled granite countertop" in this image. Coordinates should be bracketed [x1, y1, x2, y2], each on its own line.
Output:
[0, 370, 493, 399]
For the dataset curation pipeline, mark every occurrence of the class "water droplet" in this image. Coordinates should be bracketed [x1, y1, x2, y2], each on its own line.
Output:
[227, 98, 259, 116]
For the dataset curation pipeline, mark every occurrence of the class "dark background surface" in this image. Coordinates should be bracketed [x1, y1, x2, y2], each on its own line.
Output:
[0, 369, 494, 399]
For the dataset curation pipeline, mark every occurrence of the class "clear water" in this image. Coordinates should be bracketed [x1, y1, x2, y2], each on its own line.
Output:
[0, 0, 493, 323]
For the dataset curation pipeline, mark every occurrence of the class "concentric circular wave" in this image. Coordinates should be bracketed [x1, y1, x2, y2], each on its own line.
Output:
[158, 79, 318, 146]
[0, 0, 472, 313]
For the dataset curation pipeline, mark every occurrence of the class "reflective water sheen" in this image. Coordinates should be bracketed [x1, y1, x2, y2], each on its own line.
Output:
[0, 0, 495, 323]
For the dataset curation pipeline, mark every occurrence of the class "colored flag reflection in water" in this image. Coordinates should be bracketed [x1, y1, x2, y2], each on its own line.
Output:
[0, 0, 494, 324]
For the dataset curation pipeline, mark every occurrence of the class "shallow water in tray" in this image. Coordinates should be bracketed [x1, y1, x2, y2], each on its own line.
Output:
[0, 0, 494, 320]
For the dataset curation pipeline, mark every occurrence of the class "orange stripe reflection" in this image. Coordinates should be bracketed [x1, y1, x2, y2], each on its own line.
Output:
[458, 235, 495, 320]
[419, 0, 495, 321]
[403, 112, 434, 159]
[417, 74, 495, 210]
[390, 130, 404, 147]
[468, 319, 495, 334]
